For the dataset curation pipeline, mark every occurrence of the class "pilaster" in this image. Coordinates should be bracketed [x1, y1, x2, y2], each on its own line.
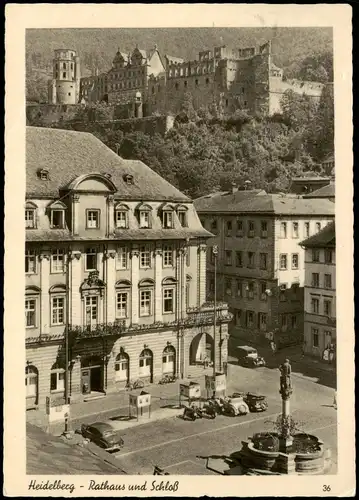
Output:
[72, 194, 80, 235]
[107, 195, 115, 236]
[105, 248, 117, 323]
[130, 246, 140, 324]
[69, 250, 82, 325]
[39, 252, 50, 334]
[199, 243, 207, 305]
[154, 246, 163, 322]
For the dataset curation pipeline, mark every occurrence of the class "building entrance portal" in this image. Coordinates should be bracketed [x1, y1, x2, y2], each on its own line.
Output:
[189, 332, 213, 365]
[81, 356, 104, 394]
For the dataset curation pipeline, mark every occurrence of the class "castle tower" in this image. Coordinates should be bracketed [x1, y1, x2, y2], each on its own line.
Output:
[48, 49, 80, 104]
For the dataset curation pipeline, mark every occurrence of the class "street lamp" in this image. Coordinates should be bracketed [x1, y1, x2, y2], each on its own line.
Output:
[212, 244, 218, 397]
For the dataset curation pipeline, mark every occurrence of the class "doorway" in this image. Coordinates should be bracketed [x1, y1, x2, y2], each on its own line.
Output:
[81, 356, 104, 394]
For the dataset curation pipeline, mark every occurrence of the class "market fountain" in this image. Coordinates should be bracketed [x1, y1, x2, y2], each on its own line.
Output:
[229, 359, 332, 475]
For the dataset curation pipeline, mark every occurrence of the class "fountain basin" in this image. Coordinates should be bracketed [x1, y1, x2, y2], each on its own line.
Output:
[237, 433, 331, 475]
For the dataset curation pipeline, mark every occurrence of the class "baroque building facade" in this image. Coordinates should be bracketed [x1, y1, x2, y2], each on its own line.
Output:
[194, 188, 334, 348]
[25, 127, 231, 412]
[76, 41, 324, 116]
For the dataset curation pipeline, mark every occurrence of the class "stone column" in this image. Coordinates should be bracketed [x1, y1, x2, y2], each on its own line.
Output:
[105, 248, 117, 323]
[130, 246, 140, 324]
[279, 359, 293, 451]
[154, 246, 163, 323]
[72, 194, 80, 236]
[39, 252, 50, 334]
[69, 251, 82, 326]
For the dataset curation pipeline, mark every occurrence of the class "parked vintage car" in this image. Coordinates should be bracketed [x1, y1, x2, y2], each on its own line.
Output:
[221, 396, 249, 417]
[236, 345, 266, 368]
[80, 422, 124, 452]
[231, 392, 268, 412]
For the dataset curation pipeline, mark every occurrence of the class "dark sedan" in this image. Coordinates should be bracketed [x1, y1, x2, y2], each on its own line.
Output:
[81, 422, 124, 452]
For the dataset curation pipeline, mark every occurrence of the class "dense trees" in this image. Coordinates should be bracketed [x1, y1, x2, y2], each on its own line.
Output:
[87, 88, 333, 199]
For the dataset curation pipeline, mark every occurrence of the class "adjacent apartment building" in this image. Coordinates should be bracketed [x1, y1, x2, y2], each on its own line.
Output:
[194, 189, 335, 348]
[300, 222, 336, 363]
[25, 127, 231, 412]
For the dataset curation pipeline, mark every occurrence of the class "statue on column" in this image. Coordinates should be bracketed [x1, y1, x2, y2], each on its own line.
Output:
[279, 359, 292, 399]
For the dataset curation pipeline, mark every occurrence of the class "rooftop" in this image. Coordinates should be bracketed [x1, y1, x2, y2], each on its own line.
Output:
[195, 192, 335, 216]
[300, 221, 335, 248]
[291, 176, 331, 182]
[27, 423, 126, 475]
[194, 189, 266, 213]
[26, 127, 190, 202]
[303, 182, 335, 199]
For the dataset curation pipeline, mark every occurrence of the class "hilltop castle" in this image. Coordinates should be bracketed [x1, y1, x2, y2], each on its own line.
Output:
[48, 42, 325, 117]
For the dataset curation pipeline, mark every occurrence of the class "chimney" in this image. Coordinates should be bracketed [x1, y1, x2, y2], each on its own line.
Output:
[231, 182, 238, 194]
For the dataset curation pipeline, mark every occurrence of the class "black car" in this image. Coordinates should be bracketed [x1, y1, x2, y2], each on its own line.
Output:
[236, 345, 266, 368]
[81, 422, 124, 452]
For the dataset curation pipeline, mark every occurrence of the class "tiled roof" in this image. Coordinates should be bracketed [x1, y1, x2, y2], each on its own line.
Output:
[26, 423, 126, 475]
[300, 221, 335, 248]
[291, 176, 331, 182]
[26, 127, 190, 202]
[195, 192, 335, 216]
[194, 189, 266, 213]
[303, 183, 335, 199]
[26, 227, 213, 242]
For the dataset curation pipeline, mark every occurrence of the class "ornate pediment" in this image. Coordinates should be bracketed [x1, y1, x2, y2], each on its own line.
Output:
[80, 271, 106, 295]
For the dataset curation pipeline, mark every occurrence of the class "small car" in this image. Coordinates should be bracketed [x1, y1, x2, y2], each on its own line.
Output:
[236, 345, 266, 368]
[221, 396, 249, 417]
[231, 392, 268, 412]
[80, 422, 124, 452]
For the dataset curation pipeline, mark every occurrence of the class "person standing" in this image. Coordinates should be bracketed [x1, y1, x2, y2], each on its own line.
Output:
[333, 391, 337, 409]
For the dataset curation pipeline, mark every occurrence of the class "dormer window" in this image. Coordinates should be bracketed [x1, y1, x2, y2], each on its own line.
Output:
[163, 211, 173, 229]
[25, 209, 36, 229]
[162, 204, 175, 229]
[123, 174, 134, 185]
[136, 203, 152, 229]
[47, 200, 67, 229]
[25, 201, 38, 229]
[51, 210, 65, 229]
[37, 168, 49, 181]
[176, 205, 188, 227]
[115, 204, 129, 229]
[140, 211, 150, 228]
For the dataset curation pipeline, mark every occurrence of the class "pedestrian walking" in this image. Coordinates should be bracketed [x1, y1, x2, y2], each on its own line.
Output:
[270, 341, 276, 355]
[333, 391, 337, 409]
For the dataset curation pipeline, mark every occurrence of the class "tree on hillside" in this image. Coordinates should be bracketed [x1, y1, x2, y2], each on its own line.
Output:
[26, 73, 48, 103]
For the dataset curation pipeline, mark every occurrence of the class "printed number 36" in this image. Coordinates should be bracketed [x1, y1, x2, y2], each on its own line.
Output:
[323, 485, 331, 492]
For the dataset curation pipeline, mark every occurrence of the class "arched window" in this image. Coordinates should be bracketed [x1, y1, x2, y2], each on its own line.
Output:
[115, 352, 129, 382]
[25, 365, 38, 399]
[49, 285, 67, 326]
[162, 345, 176, 374]
[25, 286, 40, 328]
[139, 349, 153, 378]
[162, 277, 177, 314]
[139, 279, 154, 317]
[50, 362, 65, 393]
[115, 280, 131, 319]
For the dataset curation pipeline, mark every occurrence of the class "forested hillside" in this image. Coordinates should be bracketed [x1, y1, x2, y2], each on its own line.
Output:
[26, 27, 333, 102]
[44, 89, 334, 199]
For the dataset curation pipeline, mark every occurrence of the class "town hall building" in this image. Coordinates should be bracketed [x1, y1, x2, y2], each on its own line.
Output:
[25, 127, 231, 412]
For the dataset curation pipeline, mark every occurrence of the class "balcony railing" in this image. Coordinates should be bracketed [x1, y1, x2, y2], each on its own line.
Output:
[25, 303, 233, 345]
